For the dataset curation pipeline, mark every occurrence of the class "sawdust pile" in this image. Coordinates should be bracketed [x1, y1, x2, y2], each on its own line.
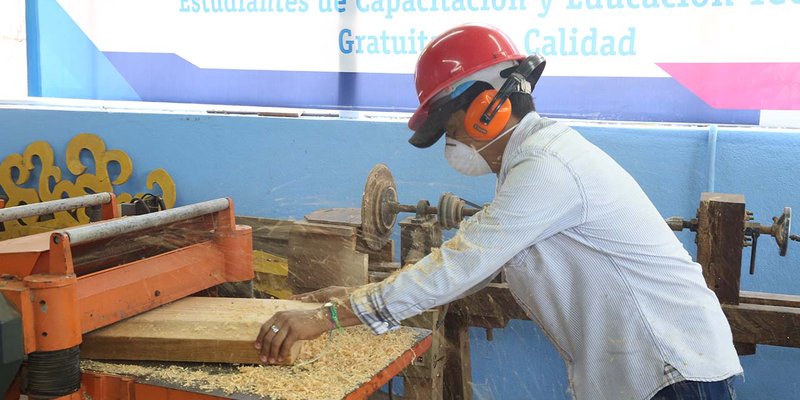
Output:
[81, 326, 418, 400]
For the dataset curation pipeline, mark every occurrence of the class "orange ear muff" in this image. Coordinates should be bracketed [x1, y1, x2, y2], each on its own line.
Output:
[464, 89, 512, 142]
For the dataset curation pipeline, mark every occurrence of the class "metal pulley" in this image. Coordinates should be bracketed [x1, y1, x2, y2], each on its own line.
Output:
[437, 193, 467, 230]
[361, 164, 399, 251]
[360, 164, 481, 250]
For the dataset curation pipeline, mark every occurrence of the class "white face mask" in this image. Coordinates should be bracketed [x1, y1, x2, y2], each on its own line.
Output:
[444, 137, 493, 176]
[443, 123, 519, 176]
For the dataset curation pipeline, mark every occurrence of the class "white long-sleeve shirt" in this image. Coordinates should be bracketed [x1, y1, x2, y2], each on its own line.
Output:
[350, 112, 742, 400]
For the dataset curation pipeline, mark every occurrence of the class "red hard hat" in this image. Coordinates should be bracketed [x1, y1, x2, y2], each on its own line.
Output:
[408, 23, 526, 148]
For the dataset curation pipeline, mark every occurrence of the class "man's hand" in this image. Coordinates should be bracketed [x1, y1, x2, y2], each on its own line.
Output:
[291, 286, 349, 303]
[254, 309, 329, 364]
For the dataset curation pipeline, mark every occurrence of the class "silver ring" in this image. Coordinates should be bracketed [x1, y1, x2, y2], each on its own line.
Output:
[271, 324, 280, 334]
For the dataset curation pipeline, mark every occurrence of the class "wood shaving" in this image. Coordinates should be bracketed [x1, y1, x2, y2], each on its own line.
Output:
[81, 326, 418, 400]
[443, 232, 465, 251]
[429, 248, 442, 263]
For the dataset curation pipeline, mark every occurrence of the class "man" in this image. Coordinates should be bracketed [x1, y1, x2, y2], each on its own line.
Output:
[255, 23, 742, 400]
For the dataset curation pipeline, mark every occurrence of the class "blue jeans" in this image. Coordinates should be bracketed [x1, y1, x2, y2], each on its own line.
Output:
[651, 377, 737, 400]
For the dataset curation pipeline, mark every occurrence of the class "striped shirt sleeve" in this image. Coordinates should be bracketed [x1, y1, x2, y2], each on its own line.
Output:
[350, 148, 586, 334]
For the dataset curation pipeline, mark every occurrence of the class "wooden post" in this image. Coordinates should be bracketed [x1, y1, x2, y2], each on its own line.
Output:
[443, 313, 472, 400]
[695, 193, 754, 354]
[696, 193, 745, 305]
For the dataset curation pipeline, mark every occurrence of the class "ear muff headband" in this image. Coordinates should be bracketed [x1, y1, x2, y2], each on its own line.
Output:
[464, 89, 511, 141]
[463, 54, 547, 142]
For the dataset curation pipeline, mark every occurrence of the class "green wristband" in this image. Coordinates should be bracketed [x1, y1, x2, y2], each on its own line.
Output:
[324, 302, 344, 333]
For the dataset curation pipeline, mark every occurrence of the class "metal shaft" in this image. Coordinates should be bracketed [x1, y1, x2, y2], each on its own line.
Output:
[62, 198, 229, 245]
[394, 204, 417, 214]
[390, 202, 479, 217]
[0, 193, 112, 223]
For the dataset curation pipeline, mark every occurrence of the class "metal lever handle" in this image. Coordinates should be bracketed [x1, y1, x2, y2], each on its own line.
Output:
[748, 229, 760, 275]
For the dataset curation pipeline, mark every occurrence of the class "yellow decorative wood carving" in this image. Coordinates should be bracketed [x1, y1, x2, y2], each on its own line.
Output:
[0, 133, 176, 240]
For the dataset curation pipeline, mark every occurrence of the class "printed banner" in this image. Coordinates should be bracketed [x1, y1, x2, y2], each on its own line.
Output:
[30, 0, 800, 124]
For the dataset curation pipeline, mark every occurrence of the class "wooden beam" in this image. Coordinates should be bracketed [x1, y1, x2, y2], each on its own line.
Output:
[723, 303, 800, 348]
[81, 297, 319, 364]
[740, 291, 800, 308]
[696, 193, 745, 305]
[734, 342, 756, 356]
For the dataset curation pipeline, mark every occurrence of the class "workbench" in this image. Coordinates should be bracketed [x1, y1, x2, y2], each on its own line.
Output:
[79, 326, 432, 400]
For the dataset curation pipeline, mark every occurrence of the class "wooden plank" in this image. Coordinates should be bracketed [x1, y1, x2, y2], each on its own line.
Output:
[81, 297, 319, 364]
[740, 291, 800, 308]
[305, 208, 362, 227]
[288, 221, 368, 293]
[722, 303, 800, 348]
[696, 193, 745, 305]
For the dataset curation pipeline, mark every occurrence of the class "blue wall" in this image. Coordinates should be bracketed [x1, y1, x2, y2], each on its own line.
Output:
[1, 107, 799, 399]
